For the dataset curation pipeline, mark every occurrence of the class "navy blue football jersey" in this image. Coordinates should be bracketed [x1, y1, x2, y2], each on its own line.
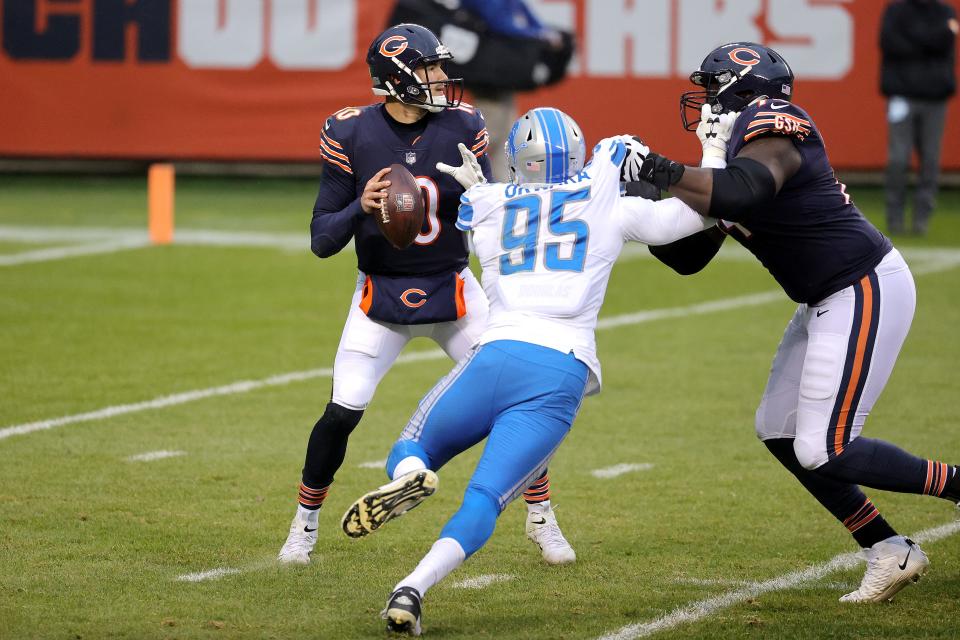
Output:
[313, 102, 491, 276]
[722, 99, 892, 303]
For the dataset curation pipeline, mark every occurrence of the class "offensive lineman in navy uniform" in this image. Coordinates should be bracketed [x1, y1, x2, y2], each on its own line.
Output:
[279, 24, 576, 566]
[628, 42, 960, 603]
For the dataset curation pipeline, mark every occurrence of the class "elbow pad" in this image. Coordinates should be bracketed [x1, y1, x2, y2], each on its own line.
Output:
[709, 157, 777, 221]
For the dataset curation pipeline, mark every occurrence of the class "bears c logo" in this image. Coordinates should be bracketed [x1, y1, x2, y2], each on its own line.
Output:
[400, 288, 427, 308]
[379, 36, 408, 58]
[727, 47, 761, 67]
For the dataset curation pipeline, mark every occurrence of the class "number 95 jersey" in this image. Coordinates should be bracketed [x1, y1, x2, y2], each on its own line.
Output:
[456, 137, 713, 395]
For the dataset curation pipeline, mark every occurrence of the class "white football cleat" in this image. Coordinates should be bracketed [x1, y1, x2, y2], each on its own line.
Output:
[277, 510, 318, 565]
[840, 535, 929, 603]
[526, 504, 576, 565]
[341, 469, 438, 538]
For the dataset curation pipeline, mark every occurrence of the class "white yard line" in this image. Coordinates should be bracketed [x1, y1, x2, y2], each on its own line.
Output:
[357, 459, 388, 469]
[0, 292, 786, 443]
[590, 463, 654, 479]
[3, 250, 959, 445]
[0, 238, 151, 266]
[175, 567, 243, 582]
[3, 224, 960, 268]
[126, 450, 186, 462]
[450, 574, 515, 589]
[596, 519, 960, 640]
[2, 252, 959, 443]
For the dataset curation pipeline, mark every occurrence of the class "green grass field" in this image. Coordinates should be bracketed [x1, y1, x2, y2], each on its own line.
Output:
[1, 175, 959, 639]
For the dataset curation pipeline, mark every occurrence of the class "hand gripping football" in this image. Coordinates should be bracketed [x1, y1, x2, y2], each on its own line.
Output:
[376, 164, 425, 249]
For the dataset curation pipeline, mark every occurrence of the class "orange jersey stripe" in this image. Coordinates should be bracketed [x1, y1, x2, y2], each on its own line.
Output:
[321, 131, 344, 150]
[754, 112, 811, 125]
[320, 139, 350, 164]
[321, 154, 353, 174]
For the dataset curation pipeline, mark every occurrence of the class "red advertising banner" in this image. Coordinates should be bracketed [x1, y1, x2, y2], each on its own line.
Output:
[1, 0, 957, 168]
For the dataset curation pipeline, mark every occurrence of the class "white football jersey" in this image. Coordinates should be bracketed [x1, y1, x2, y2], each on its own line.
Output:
[456, 137, 713, 394]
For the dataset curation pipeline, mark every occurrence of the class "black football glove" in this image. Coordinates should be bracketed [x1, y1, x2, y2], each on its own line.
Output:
[624, 180, 661, 201]
[639, 153, 685, 190]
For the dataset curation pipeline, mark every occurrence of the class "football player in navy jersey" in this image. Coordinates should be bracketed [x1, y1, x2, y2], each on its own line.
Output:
[278, 23, 576, 567]
[630, 42, 960, 603]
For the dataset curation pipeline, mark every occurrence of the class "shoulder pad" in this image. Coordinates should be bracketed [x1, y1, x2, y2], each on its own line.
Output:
[739, 99, 813, 145]
[443, 103, 489, 157]
[319, 105, 372, 175]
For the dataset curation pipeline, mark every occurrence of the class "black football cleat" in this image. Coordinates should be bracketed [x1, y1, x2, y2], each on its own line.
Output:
[383, 586, 423, 636]
[341, 469, 438, 538]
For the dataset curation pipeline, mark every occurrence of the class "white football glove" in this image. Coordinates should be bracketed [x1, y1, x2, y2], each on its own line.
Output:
[436, 143, 487, 190]
[696, 104, 739, 167]
[619, 135, 650, 182]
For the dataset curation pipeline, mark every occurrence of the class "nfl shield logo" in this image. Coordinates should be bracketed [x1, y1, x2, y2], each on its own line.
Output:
[405, 151, 417, 164]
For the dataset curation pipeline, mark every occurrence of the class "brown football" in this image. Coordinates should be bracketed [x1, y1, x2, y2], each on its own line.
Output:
[376, 163, 425, 250]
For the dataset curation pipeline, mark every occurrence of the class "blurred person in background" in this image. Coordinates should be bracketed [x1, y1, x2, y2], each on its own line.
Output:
[880, 0, 958, 236]
[389, 0, 575, 181]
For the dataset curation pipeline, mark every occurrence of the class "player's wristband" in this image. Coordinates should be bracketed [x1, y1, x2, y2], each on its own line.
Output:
[700, 154, 727, 169]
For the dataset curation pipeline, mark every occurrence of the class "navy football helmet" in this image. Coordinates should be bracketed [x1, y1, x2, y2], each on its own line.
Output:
[367, 24, 463, 113]
[680, 42, 794, 130]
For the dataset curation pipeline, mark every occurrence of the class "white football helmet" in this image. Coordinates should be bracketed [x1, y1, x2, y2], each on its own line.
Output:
[505, 107, 586, 185]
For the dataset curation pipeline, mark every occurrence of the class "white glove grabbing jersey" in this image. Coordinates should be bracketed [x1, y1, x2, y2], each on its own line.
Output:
[436, 142, 487, 190]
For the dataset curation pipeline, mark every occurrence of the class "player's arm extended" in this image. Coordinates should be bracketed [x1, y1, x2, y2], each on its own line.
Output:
[638, 136, 801, 223]
[617, 195, 716, 246]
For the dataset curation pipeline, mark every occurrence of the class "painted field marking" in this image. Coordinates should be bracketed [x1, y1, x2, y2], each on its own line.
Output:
[358, 459, 388, 469]
[176, 567, 242, 582]
[591, 463, 654, 479]
[3, 224, 960, 270]
[0, 238, 151, 266]
[0, 292, 790, 443]
[450, 574, 515, 589]
[3, 255, 960, 443]
[596, 519, 960, 640]
[672, 576, 856, 591]
[126, 450, 186, 462]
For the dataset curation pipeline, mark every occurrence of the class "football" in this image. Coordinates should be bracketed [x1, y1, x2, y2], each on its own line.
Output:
[376, 163, 425, 249]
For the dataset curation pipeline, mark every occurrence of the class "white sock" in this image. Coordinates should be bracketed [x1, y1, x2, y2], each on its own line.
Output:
[296, 504, 319, 527]
[527, 499, 551, 512]
[395, 538, 466, 597]
[392, 455, 427, 480]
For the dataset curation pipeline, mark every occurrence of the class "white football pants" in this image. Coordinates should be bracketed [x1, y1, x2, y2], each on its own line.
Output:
[755, 249, 916, 470]
[331, 268, 489, 410]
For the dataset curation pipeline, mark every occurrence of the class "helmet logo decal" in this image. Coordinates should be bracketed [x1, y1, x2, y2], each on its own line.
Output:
[379, 35, 408, 58]
[727, 47, 761, 67]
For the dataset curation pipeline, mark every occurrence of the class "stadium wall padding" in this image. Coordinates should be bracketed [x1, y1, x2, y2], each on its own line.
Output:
[1, 0, 957, 169]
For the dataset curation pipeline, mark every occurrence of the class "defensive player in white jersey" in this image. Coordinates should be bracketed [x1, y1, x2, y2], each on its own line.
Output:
[342, 107, 714, 635]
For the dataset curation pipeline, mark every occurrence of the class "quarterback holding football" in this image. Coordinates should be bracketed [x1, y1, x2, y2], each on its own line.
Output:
[278, 23, 575, 567]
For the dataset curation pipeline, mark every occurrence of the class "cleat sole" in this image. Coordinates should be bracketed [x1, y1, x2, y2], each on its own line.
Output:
[341, 470, 438, 538]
